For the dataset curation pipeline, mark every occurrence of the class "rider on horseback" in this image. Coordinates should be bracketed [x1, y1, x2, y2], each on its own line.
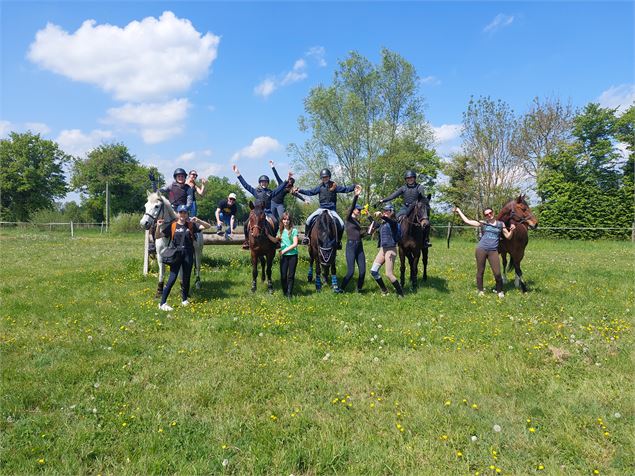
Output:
[233, 164, 290, 249]
[376, 170, 431, 248]
[298, 168, 356, 249]
[159, 168, 194, 213]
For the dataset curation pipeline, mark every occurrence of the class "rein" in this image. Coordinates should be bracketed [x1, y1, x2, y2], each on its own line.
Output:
[250, 215, 278, 244]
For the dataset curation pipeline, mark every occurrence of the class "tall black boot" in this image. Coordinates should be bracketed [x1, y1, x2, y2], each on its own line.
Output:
[373, 275, 388, 295]
[242, 222, 250, 250]
[287, 278, 294, 298]
[391, 279, 404, 298]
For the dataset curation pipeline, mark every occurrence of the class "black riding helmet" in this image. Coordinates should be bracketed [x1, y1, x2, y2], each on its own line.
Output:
[258, 175, 270, 184]
[404, 170, 417, 179]
[320, 168, 331, 178]
[173, 168, 187, 179]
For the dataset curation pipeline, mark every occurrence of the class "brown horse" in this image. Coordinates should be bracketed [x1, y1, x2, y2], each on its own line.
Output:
[398, 200, 430, 290]
[496, 195, 538, 292]
[307, 210, 341, 292]
[247, 201, 277, 293]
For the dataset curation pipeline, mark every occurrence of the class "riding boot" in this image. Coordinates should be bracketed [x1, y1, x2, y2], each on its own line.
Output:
[242, 223, 250, 250]
[286, 278, 294, 298]
[391, 279, 404, 298]
[373, 276, 389, 295]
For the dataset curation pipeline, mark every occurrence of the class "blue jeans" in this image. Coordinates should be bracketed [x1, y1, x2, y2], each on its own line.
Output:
[219, 212, 235, 236]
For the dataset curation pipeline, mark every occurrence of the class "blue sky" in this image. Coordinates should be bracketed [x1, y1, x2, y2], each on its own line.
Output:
[1, 1, 633, 200]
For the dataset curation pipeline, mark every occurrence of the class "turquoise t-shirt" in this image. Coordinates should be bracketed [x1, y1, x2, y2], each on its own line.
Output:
[280, 228, 299, 256]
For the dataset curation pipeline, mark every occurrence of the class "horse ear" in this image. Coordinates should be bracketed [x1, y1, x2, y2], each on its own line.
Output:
[147, 190, 151, 198]
[516, 195, 523, 203]
[249, 200, 254, 210]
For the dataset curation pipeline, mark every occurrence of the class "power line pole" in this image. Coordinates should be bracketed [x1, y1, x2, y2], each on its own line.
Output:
[105, 181, 110, 232]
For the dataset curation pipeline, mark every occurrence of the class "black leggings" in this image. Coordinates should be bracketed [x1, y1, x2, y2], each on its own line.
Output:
[161, 251, 194, 304]
[280, 254, 298, 296]
[475, 247, 503, 292]
[341, 240, 366, 290]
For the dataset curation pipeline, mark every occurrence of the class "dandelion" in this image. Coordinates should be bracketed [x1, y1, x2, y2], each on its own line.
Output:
[221, 444, 228, 449]
[614, 412, 621, 419]
[456, 451, 463, 457]
[471, 435, 478, 442]
[444, 400, 451, 406]
[270, 415, 277, 421]
[170, 421, 177, 426]
[529, 427, 536, 433]
[471, 404, 478, 409]
[222, 459, 229, 467]
[493, 424, 502, 432]
[37, 458, 45, 464]
[537, 464, 544, 470]
[440, 434, 448, 441]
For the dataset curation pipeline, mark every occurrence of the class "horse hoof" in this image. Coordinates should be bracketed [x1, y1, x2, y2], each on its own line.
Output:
[308, 275, 313, 283]
[195, 281, 201, 290]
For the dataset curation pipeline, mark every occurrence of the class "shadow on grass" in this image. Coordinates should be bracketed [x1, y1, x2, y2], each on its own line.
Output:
[417, 275, 450, 293]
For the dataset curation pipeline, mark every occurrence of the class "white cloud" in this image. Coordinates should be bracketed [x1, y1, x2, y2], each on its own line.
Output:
[178, 152, 196, 162]
[306, 46, 327, 67]
[0, 120, 13, 137]
[28, 11, 220, 102]
[254, 47, 325, 98]
[433, 124, 463, 158]
[56, 129, 113, 157]
[231, 136, 281, 162]
[420, 75, 441, 86]
[104, 98, 190, 144]
[24, 122, 51, 135]
[200, 163, 224, 177]
[254, 79, 277, 98]
[483, 14, 514, 33]
[598, 84, 635, 114]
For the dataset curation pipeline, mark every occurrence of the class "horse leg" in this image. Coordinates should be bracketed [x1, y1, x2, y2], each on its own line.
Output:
[399, 247, 406, 288]
[315, 261, 322, 292]
[330, 261, 341, 292]
[251, 253, 258, 293]
[267, 252, 274, 294]
[260, 255, 266, 282]
[512, 252, 527, 293]
[501, 252, 509, 285]
[307, 256, 314, 282]
[421, 247, 428, 282]
[410, 250, 420, 291]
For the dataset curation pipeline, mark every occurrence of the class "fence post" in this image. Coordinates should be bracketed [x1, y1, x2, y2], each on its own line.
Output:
[70, 221, 74, 238]
[100, 221, 104, 234]
[632, 221, 634, 242]
[143, 229, 150, 276]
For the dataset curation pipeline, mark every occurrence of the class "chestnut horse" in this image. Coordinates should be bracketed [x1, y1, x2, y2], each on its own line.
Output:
[496, 195, 538, 292]
[307, 210, 341, 292]
[398, 200, 430, 291]
[247, 201, 277, 293]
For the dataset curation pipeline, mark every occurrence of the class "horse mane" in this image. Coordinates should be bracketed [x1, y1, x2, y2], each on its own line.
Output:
[149, 191, 176, 221]
[317, 211, 336, 247]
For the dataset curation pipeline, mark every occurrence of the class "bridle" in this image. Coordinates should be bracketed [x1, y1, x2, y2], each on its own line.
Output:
[249, 210, 278, 244]
[317, 212, 337, 265]
[505, 202, 531, 226]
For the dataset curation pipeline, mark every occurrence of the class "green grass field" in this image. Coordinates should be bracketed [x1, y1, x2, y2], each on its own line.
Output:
[1, 230, 633, 475]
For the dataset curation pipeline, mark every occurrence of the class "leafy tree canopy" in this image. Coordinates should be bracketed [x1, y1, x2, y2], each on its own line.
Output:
[0, 131, 70, 221]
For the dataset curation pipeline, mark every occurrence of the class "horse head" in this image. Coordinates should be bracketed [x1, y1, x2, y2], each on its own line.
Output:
[498, 195, 538, 230]
[140, 191, 174, 230]
[314, 210, 337, 266]
[248, 200, 267, 240]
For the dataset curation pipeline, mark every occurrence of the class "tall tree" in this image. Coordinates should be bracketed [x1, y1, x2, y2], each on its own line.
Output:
[0, 131, 69, 221]
[461, 96, 522, 212]
[438, 153, 481, 217]
[538, 103, 633, 238]
[71, 143, 158, 221]
[512, 96, 574, 184]
[290, 48, 436, 204]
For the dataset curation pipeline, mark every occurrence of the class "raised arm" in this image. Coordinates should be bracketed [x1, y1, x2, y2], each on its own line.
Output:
[269, 161, 284, 184]
[453, 207, 480, 227]
[335, 183, 356, 193]
[347, 185, 362, 220]
[297, 184, 321, 196]
[191, 216, 211, 230]
[233, 165, 256, 196]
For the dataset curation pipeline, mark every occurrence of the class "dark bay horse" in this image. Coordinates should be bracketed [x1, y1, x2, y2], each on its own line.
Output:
[308, 210, 341, 292]
[247, 201, 277, 293]
[496, 195, 538, 292]
[398, 200, 430, 290]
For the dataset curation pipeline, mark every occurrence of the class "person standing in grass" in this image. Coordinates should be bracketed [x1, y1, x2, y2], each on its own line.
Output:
[158, 205, 211, 311]
[340, 184, 368, 292]
[277, 211, 299, 297]
[453, 206, 515, 298]
[369, 204, 404, 298]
